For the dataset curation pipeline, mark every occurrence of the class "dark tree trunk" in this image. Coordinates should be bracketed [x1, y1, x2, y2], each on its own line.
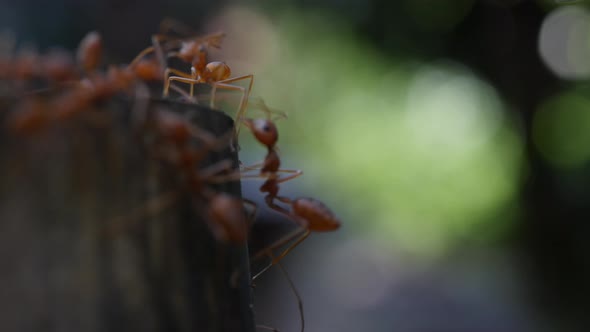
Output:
[0, 97, 255, 332]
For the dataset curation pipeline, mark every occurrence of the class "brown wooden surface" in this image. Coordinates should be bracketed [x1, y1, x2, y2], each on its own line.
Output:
[0, 97, 255, 332]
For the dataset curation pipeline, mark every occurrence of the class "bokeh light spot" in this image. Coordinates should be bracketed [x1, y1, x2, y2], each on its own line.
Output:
[539, 6, 590, 80]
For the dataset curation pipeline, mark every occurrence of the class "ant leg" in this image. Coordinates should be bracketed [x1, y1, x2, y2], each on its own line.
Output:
[169, 83, 197, 103]
[193, 126, 234, 152]
[129, 46, 155, 67]
[209, 82, 244, 109]
[205, 171, 256, 183]
[128, 34, 177, 68]
[269, 229, 310, 265]
[252, 257, 304, 332]
[262, 195, 310, 257]
[256, 169, 303, 183]
[165, 68, 192, 78]
[151, 34, 167, 77]
[251, 228, 310, 281]
[214, 74, 254, 136]
[190, 67, 197, 96]
[242, 198, 258, 227]
[163, 69, 196, 97]
[165, 76, 200, 101]
[241, 161, 265, 171]
[208, 82, 248, 143]
[207, 168, 302, 184]
[275, 260, 305, 332]
[275, 170, 303, 184]
[199, 159, 234, 178]
[219, 169, 301, 183]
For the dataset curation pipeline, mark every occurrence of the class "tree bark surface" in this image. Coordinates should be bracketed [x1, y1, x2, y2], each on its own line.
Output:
[0, 97, 255, 332]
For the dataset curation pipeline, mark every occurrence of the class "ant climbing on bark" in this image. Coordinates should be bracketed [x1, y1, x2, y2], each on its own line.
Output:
[162, 38, 253, 141]
[1, 30, 102, 86]
[209, 98, 302, 193]
[4, 29, 251, 245]
[7, 31, 168, 135]
[129, 20, 254, 140]
[214, 98, 341, 275]
[211, 97, 339, 332]
[107, 108, 253, 244]
[3, 25, 341, 332]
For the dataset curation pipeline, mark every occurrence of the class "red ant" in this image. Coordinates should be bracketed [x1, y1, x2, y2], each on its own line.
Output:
[7, 31, 164, 135]
[107, 108, 253, 244]
[238, 122, 338, 332]
[1, 32, 89, 84]
[168, 53, 253, 141]
[251, 196, 340, 275]
[130, 20, 254, 139]
[153, 108, 257, 243]
[215, 98, 341, 276]
[209, 98, 302, 190]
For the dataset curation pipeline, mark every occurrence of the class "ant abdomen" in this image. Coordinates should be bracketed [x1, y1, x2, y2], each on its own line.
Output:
[292, 197, 341, 232]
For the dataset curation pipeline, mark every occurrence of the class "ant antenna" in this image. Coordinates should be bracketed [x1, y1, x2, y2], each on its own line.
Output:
[249, 97, 288, 122]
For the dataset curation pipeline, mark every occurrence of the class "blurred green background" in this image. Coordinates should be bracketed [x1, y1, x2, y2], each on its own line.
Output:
[4, 0, 590, 331]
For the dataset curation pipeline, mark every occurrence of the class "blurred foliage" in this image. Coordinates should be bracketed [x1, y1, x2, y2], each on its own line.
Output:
[222, 8, 526, 256]
[534, 89, 590, 168]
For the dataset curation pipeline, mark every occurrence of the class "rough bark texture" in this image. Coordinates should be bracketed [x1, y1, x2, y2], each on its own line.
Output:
[0, 97, 255, 332]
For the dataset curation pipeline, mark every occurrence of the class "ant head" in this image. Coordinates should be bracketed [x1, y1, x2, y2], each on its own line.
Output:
[76, 31, 102, 72]
[243, 118, 278, 148]
[292, 198, 341, 232]
[178, 41, 197, 63]
[190, 44, 208, 71]
[205, 61, 231, 81]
